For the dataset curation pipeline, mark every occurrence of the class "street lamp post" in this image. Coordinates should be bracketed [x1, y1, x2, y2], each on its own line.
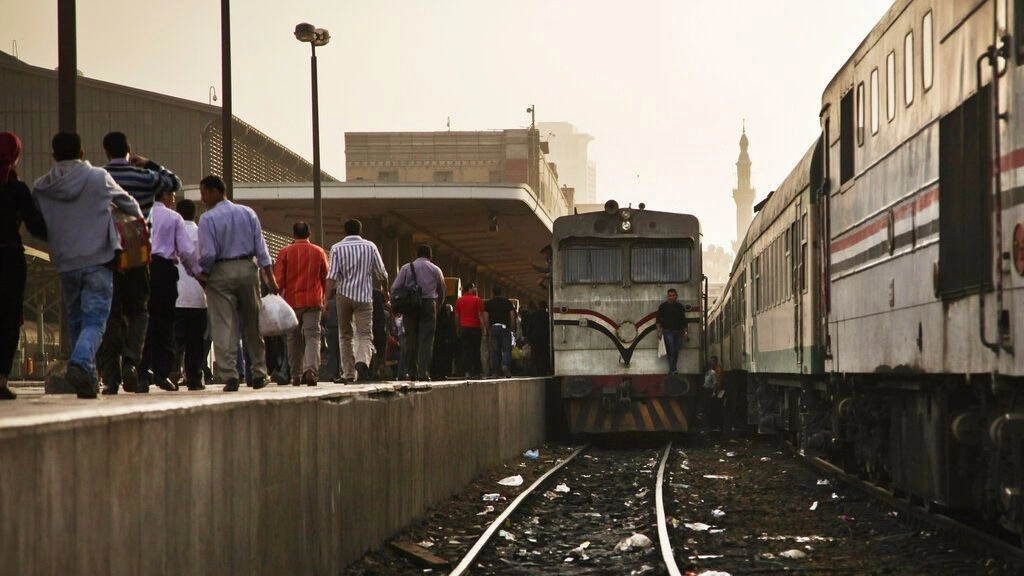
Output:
[294, 23, 330, 247]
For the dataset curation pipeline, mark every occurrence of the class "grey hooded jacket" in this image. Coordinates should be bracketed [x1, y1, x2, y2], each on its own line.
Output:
[32, 160, 143, 273]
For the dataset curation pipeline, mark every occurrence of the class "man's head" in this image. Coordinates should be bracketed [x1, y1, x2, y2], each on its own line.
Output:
[199, 175, 226, 207]
[667, 288, 678, 303]
[293, 221, 311, 239]
[102, 131, 130, 160]
[467, 282, 477, 294]
[51, 132, 83, 162]
[176, 199, 197, 222]
[709, 355, 719, 368]
[343, 218, 362, 236]
[416, 244, 432, 259]
[155, 188, 176, 207]
[492, 286, 503, 296]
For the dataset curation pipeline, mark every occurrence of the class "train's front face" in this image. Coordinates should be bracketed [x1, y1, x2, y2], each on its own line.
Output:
[552, 202, 703, 434]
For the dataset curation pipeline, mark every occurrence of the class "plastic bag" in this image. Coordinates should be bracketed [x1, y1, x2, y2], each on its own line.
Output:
[259, 294, 299, 336]
[657, 336, 667, 358]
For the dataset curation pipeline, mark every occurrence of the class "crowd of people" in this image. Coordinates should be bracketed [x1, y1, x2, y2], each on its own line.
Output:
[0, 129, 553, 400]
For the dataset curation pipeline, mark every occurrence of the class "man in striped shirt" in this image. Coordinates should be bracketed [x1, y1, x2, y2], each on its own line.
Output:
[97, 131, 181, 394]
[274, 222, 328, 386]
[323, 219, 389, 383]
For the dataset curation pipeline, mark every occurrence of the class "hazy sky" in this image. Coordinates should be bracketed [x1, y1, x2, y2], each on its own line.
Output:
[3, 0, 893, 249]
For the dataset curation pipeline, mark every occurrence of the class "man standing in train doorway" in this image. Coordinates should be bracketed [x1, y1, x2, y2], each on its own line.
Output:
[655, 288, 687, 374]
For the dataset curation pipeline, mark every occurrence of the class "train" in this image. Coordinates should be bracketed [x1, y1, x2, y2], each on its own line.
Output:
[707, 0, 1024, 543]
[552, 201, 705, 434]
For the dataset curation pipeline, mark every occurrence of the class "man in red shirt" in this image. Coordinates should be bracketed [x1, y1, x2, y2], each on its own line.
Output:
[454, 283, 485, 378]
[274, 222, 328, 385]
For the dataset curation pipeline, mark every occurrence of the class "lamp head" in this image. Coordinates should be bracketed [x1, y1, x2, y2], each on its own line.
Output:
[312, 28, 331, 47]
[294, 23, 316, 42]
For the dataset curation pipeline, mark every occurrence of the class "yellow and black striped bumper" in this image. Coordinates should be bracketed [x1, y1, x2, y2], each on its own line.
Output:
[564, 397, 693, 434]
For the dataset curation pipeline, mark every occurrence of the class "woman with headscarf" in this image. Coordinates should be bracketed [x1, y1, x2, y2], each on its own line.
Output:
[0, 132, 47, 399]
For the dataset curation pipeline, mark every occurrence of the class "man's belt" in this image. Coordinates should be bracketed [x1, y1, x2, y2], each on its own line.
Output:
[215, 255, 253, 262]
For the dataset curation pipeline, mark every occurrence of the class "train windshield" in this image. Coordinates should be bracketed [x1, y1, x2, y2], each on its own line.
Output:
[562, 245, 622, 284]
[631, 242, 691, 283]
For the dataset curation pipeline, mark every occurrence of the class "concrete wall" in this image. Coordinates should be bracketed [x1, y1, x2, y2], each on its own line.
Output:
[0, 379, 548, 575]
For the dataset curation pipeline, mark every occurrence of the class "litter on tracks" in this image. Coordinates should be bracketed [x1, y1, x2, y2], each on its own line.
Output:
[498, 475, 524, 486]
[554, 483, 571, 493]
[482, 493, 500, 501]
[703, 474, 732, 480]
[780, 549, 808, 559]
[684, 522, 712, 531]
[522, 449, 539, 459]
[614, 533, 653, 551]
[809, 501, 819, 511]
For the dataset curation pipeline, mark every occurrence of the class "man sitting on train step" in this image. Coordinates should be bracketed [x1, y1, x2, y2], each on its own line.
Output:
[655, 288, 687, 374]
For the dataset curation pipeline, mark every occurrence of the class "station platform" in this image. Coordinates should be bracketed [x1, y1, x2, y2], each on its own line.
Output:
[0, 377, 550, 575]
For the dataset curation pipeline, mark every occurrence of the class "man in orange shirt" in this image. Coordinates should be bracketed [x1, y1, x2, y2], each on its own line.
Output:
[274, 222, 328, 385]
[454, 282, 485, 378]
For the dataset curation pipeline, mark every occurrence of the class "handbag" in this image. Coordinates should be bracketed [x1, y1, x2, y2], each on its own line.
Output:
[391, 261, 423, 315]
[111, 205, 151, 272]
[259, 294, 300, 336]
[657, 335, 667, 358]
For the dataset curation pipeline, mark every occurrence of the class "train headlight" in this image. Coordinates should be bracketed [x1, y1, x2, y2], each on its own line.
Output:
[620, 219, 632, 232]
[564, 377, 593, 398]
[663, 374, 691, 396]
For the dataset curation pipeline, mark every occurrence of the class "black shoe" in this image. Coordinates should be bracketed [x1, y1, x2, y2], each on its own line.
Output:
[223, 378, 239, 392]
[122, 363, 138, 393]
[355, 362, 371, 383]
[187, 382, 206, 391]
[101, 384, 118, 395]
[134, 384, 150, 393]
[66, 364, 97, 399]
[302, 369, 318, 386]
[251, 377, 267, 390]
[333, 375, 353, 384]
[155, 377, 178, 392]
[0, 386, 16, 400]
[272, 371, 289, 386]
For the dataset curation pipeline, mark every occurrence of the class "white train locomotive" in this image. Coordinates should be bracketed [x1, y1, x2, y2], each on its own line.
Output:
[553, 202, 704, 434]
[708, 0, 1024, 542]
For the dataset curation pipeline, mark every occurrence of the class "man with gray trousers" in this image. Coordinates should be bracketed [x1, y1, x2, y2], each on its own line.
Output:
[32, 132, 143, 398]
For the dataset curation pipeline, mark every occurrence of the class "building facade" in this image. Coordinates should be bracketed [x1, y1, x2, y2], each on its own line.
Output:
[345, 130, 570, 216]
[536, 121, 596, 204]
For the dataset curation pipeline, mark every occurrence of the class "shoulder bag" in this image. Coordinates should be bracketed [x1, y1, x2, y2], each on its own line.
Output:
[391, 261, 423, 315]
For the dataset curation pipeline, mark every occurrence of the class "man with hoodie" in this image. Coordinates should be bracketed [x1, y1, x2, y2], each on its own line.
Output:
[97, 131, 181, 394]
[32, 132, 143, 398]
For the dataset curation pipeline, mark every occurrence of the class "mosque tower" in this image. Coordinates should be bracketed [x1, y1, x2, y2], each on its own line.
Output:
[732, 125, 755, 252]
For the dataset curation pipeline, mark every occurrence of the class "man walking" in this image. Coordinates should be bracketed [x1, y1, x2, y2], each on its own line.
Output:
[140, 187, 200, 392]
[32, 132, 143, 398]
[173, 199, 208, 390]
[483, 286, 516, 378]
[274, 222, 328, 386]
[391, 245, 445, 381]
[454, 283, 484, 378]
[196, 175, 277, 391]
[97, 131, 181, 393]
[655, 288, 687, 374]
[324, 219, 388, 383]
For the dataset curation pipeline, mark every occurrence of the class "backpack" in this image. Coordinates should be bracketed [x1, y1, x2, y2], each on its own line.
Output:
[111, 205, 151, 272]
[391, 261, 422, 315]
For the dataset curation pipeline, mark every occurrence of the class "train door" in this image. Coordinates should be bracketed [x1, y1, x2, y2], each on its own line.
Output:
[809, 133, 830, 371]
[793, 198, 804, 369]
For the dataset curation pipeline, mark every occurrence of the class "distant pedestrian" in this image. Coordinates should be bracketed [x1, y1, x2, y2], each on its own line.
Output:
[391, 245, 445, 381]
[136, 185, 200, 393]
[703, 355, 725, 430]
[97, 131, 182, 394]
[371, 288, 388, 379]
[324, 219, 389, 383]
[655, 288, 687, 374]
[0, 132, 47, 400]
[32, 132, 143, 398]
[196, 175, 277, 391]
[454, 283, 484, 378]
[484, 286, 516, 378]
[432, 301, 457, 378]
[274, 221, 328, 386]
[172, 199, 208, 390]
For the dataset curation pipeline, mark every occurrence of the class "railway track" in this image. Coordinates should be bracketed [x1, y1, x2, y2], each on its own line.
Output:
[449, 443, 684, 576]
[792, 445, 1024, 573]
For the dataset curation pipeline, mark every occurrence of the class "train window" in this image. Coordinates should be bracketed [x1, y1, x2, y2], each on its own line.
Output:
[630, 243, 691, 283]
[886, 50, 896, 122]
[840, 90, 854, 185]
[856, 82, 865, 146]
[870, 69, 880, 134]
[800, 214, 808, 293]
[562, 245, 622, 284]
[923, 12, 934, 86]
[904, 32, 914, 106]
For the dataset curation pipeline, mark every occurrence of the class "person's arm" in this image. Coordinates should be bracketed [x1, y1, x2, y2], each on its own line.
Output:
[477, 301, 486, 329]
[14, 180, 47, 241]
[129, 155, 182, 194]
[508, 304, 517, 332]
[106, 172, 143, 218]
[323, 246, 338, 311]
[273, 249, 287, 298]
[655, 304, 664, 338]
[197, 217, 217, 277]
[373, 247, 390, 302]
[175, 215, 202, 277]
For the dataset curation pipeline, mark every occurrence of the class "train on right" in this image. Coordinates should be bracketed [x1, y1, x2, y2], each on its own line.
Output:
[707, 0, 1024, 543]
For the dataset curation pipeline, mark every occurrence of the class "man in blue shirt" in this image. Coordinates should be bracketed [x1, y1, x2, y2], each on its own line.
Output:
[196, 175, 278, 391]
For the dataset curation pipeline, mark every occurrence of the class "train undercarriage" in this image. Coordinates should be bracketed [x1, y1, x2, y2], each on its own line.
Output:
[738, 371, 1024, 544]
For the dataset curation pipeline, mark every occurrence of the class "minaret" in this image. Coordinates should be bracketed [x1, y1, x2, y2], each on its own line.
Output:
[732, 125, 755, 252]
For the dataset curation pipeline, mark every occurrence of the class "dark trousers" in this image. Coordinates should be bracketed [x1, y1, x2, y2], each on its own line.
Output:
[459, 327, 482, 376]
[141, 257, 178, 379]
[97, 264, 150, 385]
[403, 298, 437, 380]
[174, 307, 207, 386]
[0, 249, 26, 376]
[663, 329, 683, 374]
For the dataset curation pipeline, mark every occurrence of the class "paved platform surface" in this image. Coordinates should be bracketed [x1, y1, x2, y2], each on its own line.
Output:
[0, 378, 512, 434]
